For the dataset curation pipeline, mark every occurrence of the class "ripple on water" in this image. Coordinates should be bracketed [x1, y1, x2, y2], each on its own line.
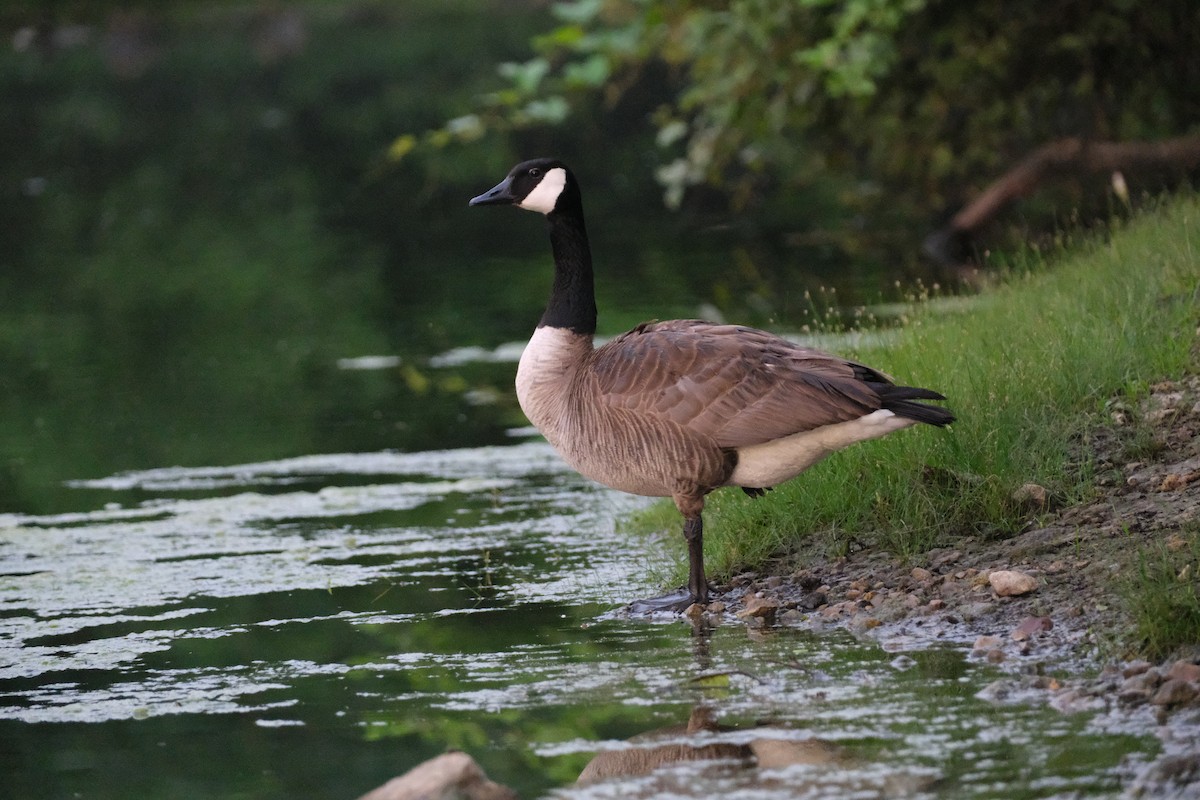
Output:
[0, 445, 661, 722]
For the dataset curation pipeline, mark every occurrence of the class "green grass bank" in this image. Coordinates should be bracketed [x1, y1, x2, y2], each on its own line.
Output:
[638, 194, 1200, 582]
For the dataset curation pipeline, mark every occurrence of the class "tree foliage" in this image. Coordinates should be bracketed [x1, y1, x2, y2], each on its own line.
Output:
[420, 0, 1200, 218]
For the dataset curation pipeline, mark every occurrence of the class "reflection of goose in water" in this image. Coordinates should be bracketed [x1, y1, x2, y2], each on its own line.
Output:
[576, 705, 842, 785]
[354, 705, 934, 799]
[575, 705, 935, 797]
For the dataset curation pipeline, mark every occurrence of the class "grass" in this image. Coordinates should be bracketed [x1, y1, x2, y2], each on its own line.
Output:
[634, 193, 1200, 581]
[1121, 528, 1200, 659]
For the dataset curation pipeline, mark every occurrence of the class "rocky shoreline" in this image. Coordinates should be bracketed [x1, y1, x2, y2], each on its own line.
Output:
[693, 373, 1200, 797]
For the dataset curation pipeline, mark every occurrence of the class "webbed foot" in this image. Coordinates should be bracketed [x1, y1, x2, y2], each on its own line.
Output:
[628, 587, 702, 615]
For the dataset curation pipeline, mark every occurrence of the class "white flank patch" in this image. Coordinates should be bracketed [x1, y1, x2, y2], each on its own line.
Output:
[729, 409, 916, 488]
[518, 167, 567, 214]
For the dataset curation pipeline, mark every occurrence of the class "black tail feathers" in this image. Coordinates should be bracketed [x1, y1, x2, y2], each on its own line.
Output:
[873, 384, 956, 427]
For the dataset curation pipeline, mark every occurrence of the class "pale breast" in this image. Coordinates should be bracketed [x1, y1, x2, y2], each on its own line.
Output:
[515, 326, 729, 498]
[515, 326, 590, 433]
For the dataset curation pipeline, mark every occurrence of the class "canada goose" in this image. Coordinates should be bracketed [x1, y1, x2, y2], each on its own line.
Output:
[469, 158, 954, 611]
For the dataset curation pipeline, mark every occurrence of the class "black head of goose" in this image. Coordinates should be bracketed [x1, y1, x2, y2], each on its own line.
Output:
[470, 158, 954, 612]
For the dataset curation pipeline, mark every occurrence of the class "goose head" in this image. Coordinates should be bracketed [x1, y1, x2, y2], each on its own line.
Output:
[469, 158, 575, 215]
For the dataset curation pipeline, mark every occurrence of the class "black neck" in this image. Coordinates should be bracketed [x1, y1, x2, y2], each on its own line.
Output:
[539, 200, 597, 335]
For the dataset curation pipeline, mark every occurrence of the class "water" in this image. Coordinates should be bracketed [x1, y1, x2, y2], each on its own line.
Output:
[0, 436, 1158, 799]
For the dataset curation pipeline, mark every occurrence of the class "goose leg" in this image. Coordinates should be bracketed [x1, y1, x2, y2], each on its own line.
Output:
[683, 515, 708, 605]
[629, 496, 710, 614]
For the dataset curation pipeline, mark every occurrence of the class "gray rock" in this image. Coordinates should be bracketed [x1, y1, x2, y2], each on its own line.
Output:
[1049, 688, 1106, 714]
[1119, 669, 1163, 705]
[1123, 660, 1155, 679]
[972, 635, 1004, 651]
[357, 751, 516, 800]
[1151, 678, 1199, 708]
[989, 569, 1039, 597]
[1012, 482, 1049, 510]
[1128, 752, 1200, 797]
[1167, 660, 1200, 684]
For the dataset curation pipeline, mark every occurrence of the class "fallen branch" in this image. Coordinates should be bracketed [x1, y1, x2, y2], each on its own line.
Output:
[924, 134, 1200, 268]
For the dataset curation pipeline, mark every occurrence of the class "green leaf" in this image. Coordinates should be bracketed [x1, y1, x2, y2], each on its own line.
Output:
[552, 0, 604, 25]
[563, 54, 611, 88]
[445, 114, 485, 142]
[386, 134, 416, 162]
[522, 96, 570, 124]
[534, 24, 586, 51]
[498, 58, 551, 94]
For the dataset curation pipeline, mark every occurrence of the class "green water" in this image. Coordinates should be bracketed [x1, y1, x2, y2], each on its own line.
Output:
[0, 435, 1159, 799]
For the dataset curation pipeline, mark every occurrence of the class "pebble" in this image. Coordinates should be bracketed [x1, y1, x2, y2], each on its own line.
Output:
[1159, 473, 1190, 491]
[1012, 482, 1049, 509]
[1011, 616, 1053, 641]
[976, 678, 1017, 702]
[1118, 687, 1153, 705]
[1030, 675, 1062, 691]
[850, 616, 881, 632]
[820, 604, 845, 620]
[1050, 687, 1106, 714]
[731, 572, 757, 587]
[989, 569, 1039, 597]
[1119, 669, 1162, 700]
[930, 550, 962, 570]
[1168, 661, 1200, 683]
[736, 595, 779, 623]
[792, 570, 821, 590]
[961, 602, 994, 621]
[799, 591, 826, 610]
[1152, 679, 1200, 707]
[910, 567, 933, 582]
[973, 635, 1004, 651]
[1128, 752, 1200, 797]
[359, 750, 516, 800]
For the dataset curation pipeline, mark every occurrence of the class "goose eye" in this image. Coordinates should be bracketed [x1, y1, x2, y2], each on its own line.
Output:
[528, 167, 541, 178]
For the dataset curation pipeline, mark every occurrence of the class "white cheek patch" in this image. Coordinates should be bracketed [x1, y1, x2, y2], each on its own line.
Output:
[517, 167, 567, 214]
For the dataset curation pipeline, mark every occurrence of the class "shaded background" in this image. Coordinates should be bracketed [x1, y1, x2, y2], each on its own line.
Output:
[1, 0, 1196, 513]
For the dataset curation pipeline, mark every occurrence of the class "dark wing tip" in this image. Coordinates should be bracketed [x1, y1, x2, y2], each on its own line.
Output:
[875, 384, 955, 427]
